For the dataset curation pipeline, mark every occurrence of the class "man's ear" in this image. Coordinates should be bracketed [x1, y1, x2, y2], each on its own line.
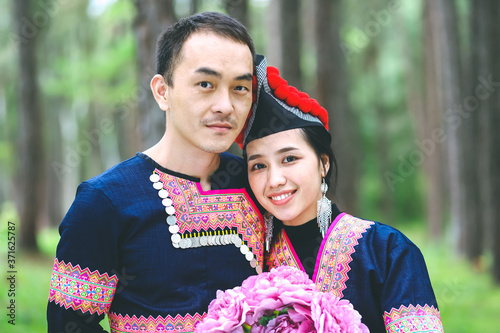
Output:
[320, 154, 330, 178]
[150, 74, 170, 111]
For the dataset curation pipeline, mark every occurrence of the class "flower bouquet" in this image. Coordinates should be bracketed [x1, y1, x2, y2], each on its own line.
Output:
[195, 266, 369, 333]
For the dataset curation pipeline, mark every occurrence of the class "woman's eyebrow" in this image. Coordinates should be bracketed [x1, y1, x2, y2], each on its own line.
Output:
[247, 147, 299, 161]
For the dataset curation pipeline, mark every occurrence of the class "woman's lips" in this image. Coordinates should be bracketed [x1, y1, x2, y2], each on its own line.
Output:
[268, 190, 296, 206]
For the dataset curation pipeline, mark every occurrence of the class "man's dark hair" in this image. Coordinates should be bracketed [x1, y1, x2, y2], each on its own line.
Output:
[156, 11, 256, 86]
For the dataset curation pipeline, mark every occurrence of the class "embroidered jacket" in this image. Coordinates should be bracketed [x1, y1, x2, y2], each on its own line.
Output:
[267, 207, 444, 333]
[47, 152, 264, 333]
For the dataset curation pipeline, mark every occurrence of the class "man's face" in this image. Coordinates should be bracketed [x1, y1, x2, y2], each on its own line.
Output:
[163, 32, 254, 154]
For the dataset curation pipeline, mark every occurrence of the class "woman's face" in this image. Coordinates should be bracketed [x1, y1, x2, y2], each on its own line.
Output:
[246, 129, 329, 226]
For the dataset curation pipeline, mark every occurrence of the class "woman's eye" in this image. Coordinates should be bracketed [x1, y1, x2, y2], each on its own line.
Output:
[283, 156, 297, 163]
[251, 163, 266, 171]
[198, 82, 213, 89]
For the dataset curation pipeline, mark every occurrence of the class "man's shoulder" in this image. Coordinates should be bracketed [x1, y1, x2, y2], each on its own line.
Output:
[85, 153, 151, 189]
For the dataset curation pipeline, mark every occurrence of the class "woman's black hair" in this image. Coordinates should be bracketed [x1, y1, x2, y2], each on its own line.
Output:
[300, 127, 337, 196]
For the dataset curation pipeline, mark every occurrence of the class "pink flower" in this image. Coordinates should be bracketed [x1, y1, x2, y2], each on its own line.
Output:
[310, 293, 369, 333]
[242, 267, 316, 321]
[262, 314, 314, 333]
[195, 287, 252, 333]
[197, 266, 370, 333]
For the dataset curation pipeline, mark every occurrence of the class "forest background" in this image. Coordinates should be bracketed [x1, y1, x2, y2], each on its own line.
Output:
[1, 0, 500, 332]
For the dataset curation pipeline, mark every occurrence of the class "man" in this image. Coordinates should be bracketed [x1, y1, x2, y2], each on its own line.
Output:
[48, 12, 264, 333]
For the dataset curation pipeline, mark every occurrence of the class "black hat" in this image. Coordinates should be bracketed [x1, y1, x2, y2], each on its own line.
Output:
[238, 55, 330, 148]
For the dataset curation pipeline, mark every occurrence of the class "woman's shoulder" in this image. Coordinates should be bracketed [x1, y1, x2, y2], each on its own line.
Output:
[342, 213, 418, 250]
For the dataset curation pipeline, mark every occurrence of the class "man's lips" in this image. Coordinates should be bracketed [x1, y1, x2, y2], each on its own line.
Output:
[206, 122, 233, 132]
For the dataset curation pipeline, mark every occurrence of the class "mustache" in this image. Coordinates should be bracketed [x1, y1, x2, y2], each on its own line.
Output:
[201, 116, 238, 128]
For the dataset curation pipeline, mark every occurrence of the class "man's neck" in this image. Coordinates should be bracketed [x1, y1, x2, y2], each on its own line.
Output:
[143, 134, 220, 191]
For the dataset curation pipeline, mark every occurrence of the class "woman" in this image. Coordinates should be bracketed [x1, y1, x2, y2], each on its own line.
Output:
[240, 55, 444, 333]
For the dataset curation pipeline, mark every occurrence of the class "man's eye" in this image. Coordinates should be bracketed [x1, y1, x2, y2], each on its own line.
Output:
[199, 82, 213, 88]
[235, 86, 249, 92]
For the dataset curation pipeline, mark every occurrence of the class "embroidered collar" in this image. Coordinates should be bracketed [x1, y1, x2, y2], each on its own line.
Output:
[150, 169, 264, 273]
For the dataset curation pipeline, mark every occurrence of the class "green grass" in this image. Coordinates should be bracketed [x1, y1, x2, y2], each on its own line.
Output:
[400, 225, 500, 332]
[1, 225, 499, 332]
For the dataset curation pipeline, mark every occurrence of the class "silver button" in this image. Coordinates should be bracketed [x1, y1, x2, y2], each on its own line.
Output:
[200, 236, 208, 246]
[149, 174, 160, 183]
[191, 237, 200, 248]
[153, 182, 163, 190]
[180, 238, 191, 249]
[240, 244, 249, 255]
[232, 235, 243, 247]
[166, 216, 177, 225]
[171, 233, 181, 243]
[162, 198, 173, 207]
[245, 252, 254, 261]
[168, 225, 179, 234]
[165, 206, 175, 215]
[256, 265, 263, 274]
[250, 259, 257, 268]
[158, 189, 169, 198]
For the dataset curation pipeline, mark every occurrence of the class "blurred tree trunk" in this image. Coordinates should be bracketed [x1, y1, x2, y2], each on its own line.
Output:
[315, 0, 359, 214]
[266, 0, 281, 68]
[224, 0, 248, 27]
[190, 0, 199, 14]
[487, 0, 500, 284]
[462, 0, 491, 265]
[13, 0, 44, 252]
[133, 0, 176, 149]
[279, 0, 302, 90]
[46, 98, 64, 227]
[418, 0, 445, 239]
[433, 0, 465, 253]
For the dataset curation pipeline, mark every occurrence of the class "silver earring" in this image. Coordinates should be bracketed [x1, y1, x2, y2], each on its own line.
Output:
[264, 212, 274, 251]
[317, 178, 332, 237]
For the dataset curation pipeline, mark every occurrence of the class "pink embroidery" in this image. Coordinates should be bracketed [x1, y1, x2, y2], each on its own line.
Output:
[108, 312, 205, 333]
[384, 304, 444, 333]
[49, 258, 118, 315]
[266, 229, 304, 271]
[314, 214, 373, 297]
[155, 170, 264, 267]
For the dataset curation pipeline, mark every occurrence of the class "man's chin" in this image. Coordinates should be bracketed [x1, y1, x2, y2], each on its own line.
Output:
[198, 141, 233, 154]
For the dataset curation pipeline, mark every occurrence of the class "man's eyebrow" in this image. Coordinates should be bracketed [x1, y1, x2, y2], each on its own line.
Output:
[195, 67, 221, 78]
[195, 67, 253, 82]
[235, 73, 253, 81]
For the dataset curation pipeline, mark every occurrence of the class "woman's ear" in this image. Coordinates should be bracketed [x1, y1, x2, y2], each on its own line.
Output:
[150, 74, 170, 111]
[320, 154, 330, 178]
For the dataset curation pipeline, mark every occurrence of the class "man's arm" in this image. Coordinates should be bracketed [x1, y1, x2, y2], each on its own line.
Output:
[47, 182, 120, 333]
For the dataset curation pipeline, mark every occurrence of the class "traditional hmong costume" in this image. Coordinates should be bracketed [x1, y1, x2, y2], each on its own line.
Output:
[242, 55, 444, 332]
[267, 205, 443, 333]
[47, 152, 264, 333]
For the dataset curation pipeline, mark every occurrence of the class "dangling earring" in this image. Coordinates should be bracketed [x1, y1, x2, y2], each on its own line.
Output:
[317, 178, 332, 237]
[264, 212, 274, 251]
